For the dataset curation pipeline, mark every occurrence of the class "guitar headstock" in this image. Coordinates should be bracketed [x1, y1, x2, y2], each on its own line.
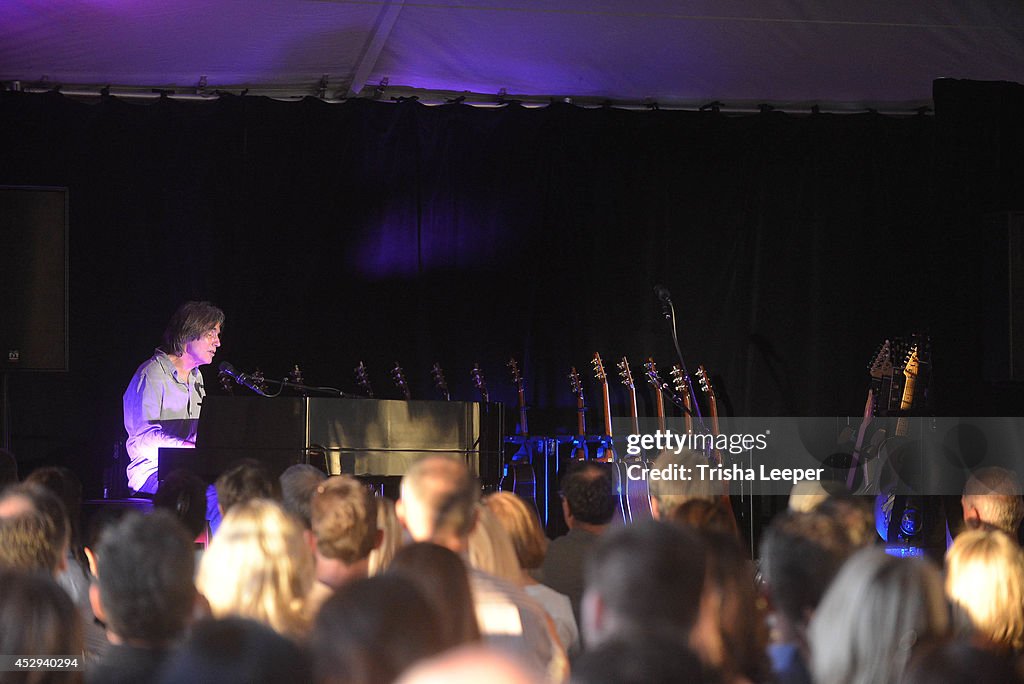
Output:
[644, 358, 662, 389]
[868, 340, 893, 380]
[508, 358, 524, 390]
[695, 365, 713, 396]
[431, 362, 450, 400]
[391, 362, 411, 400]
[354, 361, 374, 398]
[250, 368, 268, 396]
[902, 346, 920, 379]
[670, 364, 690, 396]
[591, 352, 607, 384]
[616, 356, 634, 389]
[471, 363, 489, 403]
[288, 364, 304, 385]
[569, 366, 584, 398]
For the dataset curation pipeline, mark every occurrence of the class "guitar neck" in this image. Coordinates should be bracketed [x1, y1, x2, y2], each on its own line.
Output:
[627, 386, 639, 435]
[517, 388, 529, 436]
[895, 376, 915, 436]
[601, 382, 613, 436]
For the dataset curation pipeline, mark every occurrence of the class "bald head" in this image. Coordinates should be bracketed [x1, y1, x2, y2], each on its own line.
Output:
[397, 456, 479, 550]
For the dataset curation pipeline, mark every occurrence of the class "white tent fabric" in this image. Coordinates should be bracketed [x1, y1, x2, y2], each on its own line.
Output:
[1, 0, 1023, 109]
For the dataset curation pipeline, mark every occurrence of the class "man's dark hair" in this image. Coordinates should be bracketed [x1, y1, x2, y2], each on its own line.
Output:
[280, 463, 327, 529]
[584, 520, 706, 640]
[160, 300, 224, 356]
[758, 510, 855, 628]
[0, 570, 83, 666]
[561, 461, 615, 525]
[157, 617, 312, 684]
[154, 469, 208, 540]
[571, 636, 710, 684]
[96, 510, 196, 643]
[215, 459, 281, 514]
[311, 476, 378, 564]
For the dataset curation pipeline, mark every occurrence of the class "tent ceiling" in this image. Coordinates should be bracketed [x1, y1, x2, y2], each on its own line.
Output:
[2, 1, 1023, 110]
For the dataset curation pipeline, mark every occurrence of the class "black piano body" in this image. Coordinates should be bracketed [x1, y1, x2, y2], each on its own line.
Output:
[159, 396, 505, 489]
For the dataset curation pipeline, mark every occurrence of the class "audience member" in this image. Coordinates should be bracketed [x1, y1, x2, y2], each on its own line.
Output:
[901, 635, 1023, 684]
[396, 455, 564, 680]
[0, 509, 64, 573]
[571, 636, 709, 684]
[758, 510, 857, 684]
[311, 574, 448, 684]
[214, 459, 281, 515]
[0, 482, 71, 576]
[388, 542, 481, 649]
[814, 494, 876, 549]
[0, 569, 84, 684]
[87, 510, 197, 684]
[157, 617, 312, 684]
[808, 547, 949, 684]
[945, 528, 1024, 653]
[468, 503, 523, 585]
[539, 461, 615, 624]
[581, 520, 705, 649]
[962, 466, 1024, 536]
[279, 463, 327, 531]
[310, 475, 380, 590]
[368, 496, 402, 575]
[669, 497, 741, 539]
[196, 498, 313, 640]
[647, 448, 716, 519]
[484, 491, 580, 656]
[395, 645, 541, 684]
[787, 480, 829, 513]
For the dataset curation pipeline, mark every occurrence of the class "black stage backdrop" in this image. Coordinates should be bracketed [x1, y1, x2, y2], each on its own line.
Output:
[1, 80, 1022, 491]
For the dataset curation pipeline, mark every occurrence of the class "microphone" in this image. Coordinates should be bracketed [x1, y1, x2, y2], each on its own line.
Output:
[653, 284, 673, 320]
[218, 362, 267, 397]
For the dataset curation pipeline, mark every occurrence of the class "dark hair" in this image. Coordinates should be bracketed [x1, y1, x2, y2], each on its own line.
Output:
[759, 510, 855, 627]
[388, 542, 481, 648]
[584, 520, 705, 640]
[279, 463, 327, 529]
[311, 575, 447, 684]
[154, 469, 208, 540]
[95, 510, 196, 643]
[215, 459, 281, 514]
[571, 636, 709, 684]
[0, 570, 83, 684]
[560, 461, 615, 525]
[902, 636, 1023, 684]
[311, 475, 378, 563]
[668, 497, 739, 539]
[157, 617, 312, 684]
[161, 301, 224, 356]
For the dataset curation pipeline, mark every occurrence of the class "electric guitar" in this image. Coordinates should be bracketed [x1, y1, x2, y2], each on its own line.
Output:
[354, 362, 374, 398]
[569, 367, 588, 461]
[431, 362, 451, 401]
[391, 362, 411, 400]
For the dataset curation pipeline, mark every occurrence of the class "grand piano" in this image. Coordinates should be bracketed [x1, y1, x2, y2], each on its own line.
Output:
[160, 395, 505, 487]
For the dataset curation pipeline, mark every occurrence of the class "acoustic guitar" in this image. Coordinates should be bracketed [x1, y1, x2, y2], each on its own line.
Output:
[618, 356, 652, 520]
[502, 357, 537, 504]
[592, 352, 628, 522]
[391, 362, 411, 400]
[431, 362, 451, 401]
[354, 362, 374, 398]
[568, 367, 588, 461]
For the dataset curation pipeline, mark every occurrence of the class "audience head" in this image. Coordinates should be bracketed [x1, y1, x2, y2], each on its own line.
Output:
[559, 461, 615, 528]
[310, 475, 380, 588]
[962, 467, 1024, 535]
[808, 547, 949, 684]
[815, 494, 876, 548]
[154, 469, 208, 541]
[197, 498, 313, 639]
[92, 510, 196, 645]
[397, 455, 479, 551]
[759, 510, 856, 636]
[483, 491, 547, 571]
[901, 636, 1024, 684]
[157, 617, 312, 684]
[161, 300, 225, 357]
[368, 496, 402, 575]
[0, 510, 64, 574]
[648, 449, 716, 519]
[388, 542, 481, 648]
[945, 528, 1024, 652]
[396, 645, 541, 684]
[311, 574, 448, 684]
[215, 459, 281, 514]
[581, 520, 705, 647]
[0, 569, 83, 683]
[0, 447, 18, 486]
[571, 636, 709, 684]
[279, 463, 327, 530]
[668, 497, 739, 538]
[0, 482, 70, 575]
[467, 503, 522, 584]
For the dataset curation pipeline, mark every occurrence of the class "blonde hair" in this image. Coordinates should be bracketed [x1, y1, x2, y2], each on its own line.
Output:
[197, 499, 314, 639]
[808, 547, 948, 684]
[368, 497, 403, 576]
[467, 504, 522, 584]
[945, 529, 1024, 651]
[483, 492, 548, 570]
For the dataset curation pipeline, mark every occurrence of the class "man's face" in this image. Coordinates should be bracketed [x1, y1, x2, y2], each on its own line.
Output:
[182, 322, 221, 368]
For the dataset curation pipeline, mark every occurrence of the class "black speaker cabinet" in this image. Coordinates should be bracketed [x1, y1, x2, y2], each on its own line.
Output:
[984, 211, 1024, 383]
[0, 186, 69, 372]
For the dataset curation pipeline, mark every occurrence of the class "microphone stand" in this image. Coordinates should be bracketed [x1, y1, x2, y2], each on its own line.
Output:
[260, 376, 363, 399]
